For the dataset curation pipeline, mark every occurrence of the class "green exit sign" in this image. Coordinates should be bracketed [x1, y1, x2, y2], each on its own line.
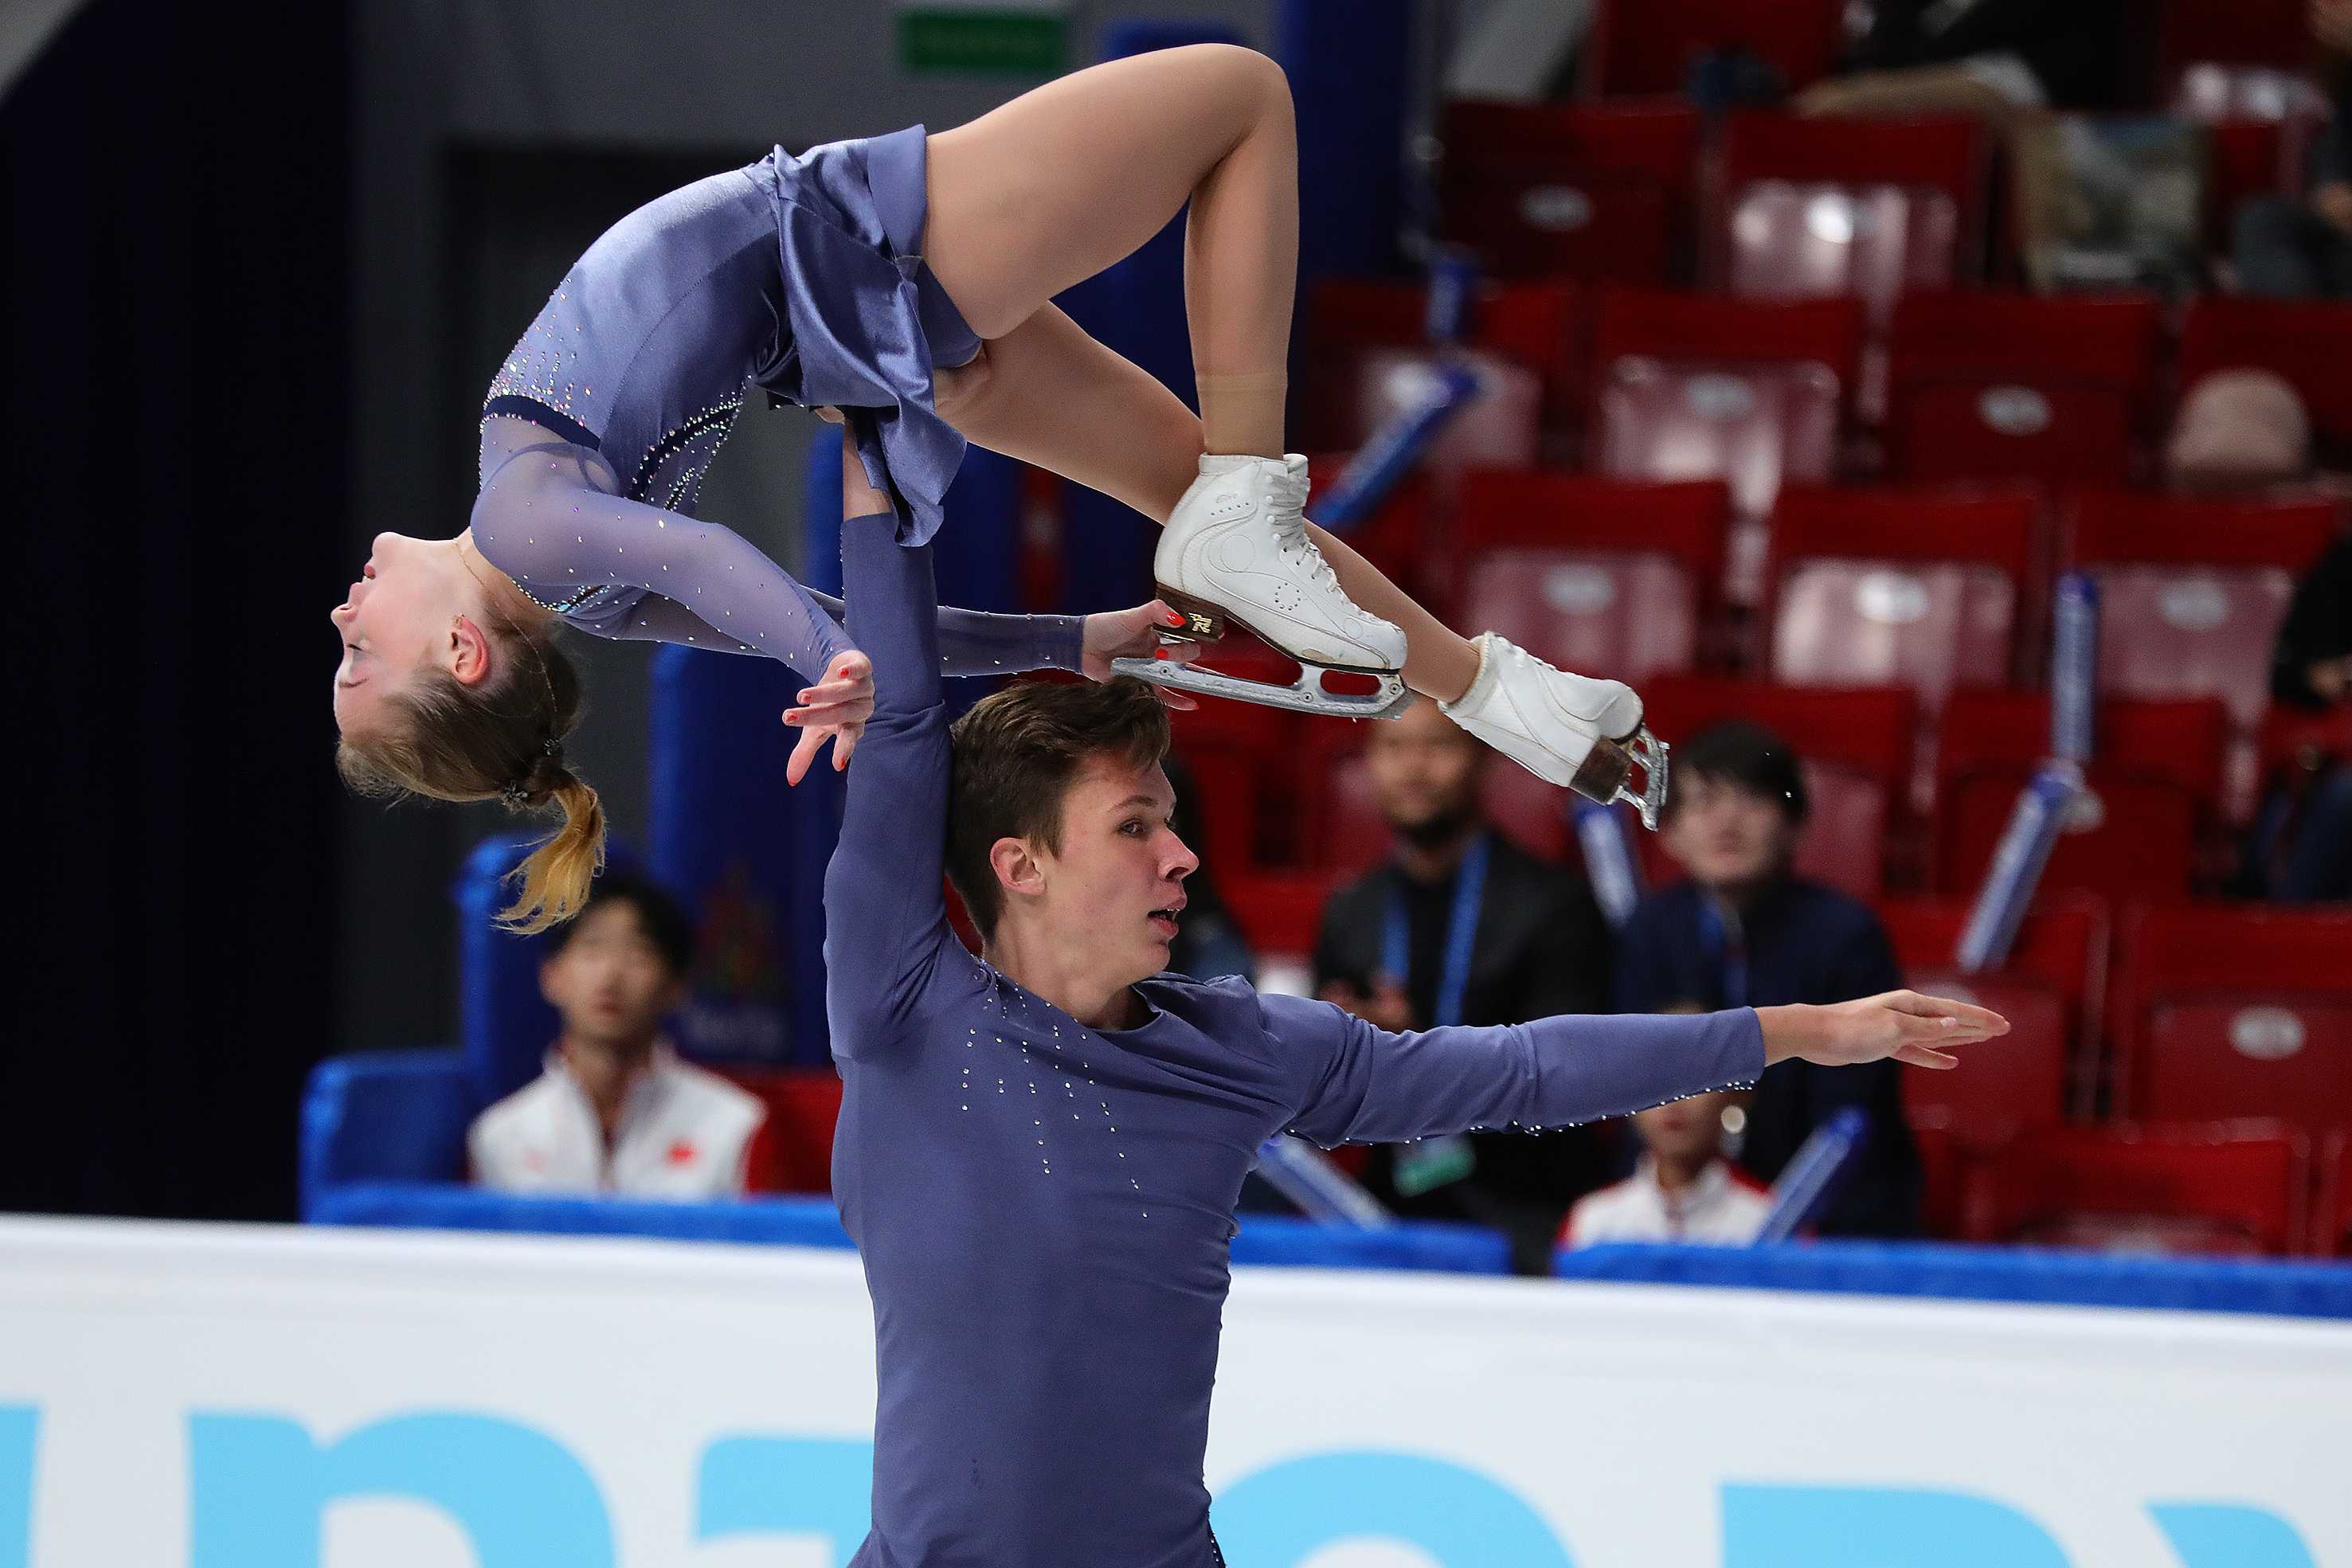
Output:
[898, 4, 1069, 74]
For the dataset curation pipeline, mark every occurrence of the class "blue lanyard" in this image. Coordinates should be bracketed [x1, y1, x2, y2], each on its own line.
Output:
[1696, 897, 1748, 1008]
[1381, 835, 1489, 1028]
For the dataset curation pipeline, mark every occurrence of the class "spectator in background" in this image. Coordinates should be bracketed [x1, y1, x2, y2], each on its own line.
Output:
[2233, 5, 2352, 299]
[2244, 532, 2352, 901]
[2164, 370, 2313, 491]
[1160, 753, 1256, 983]
[1313, 696, 1613, 1272]
[471, 874, 772, 1198]
[1560, 1088, 1770, 1248]
[1794, 0, 2131, 127]
[1615, 722, 1922, 1238]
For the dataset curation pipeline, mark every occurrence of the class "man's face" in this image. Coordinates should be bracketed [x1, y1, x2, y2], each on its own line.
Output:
[539, 901, 686, 1050]
[1632, 1089, 1742, 1167]
[1364, 698, 1485, 839]
[1660, 772, 1798, 890]
[1030, 756, 1197, 987]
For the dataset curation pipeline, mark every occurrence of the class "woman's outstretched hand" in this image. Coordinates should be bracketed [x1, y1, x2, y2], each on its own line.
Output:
[1756, 990, 2010, 1071]
[781, 649, 874, 784]
[1082, 600, 1204, 710]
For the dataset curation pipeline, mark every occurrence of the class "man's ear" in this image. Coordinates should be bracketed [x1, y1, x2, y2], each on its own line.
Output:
[989, 836, 1047, 904]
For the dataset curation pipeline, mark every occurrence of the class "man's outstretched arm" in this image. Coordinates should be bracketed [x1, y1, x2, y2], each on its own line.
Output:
[1273, 991, 2008, 1149]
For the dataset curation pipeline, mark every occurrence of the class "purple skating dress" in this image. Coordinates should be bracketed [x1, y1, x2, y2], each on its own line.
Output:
[469, 126, 1061, 682]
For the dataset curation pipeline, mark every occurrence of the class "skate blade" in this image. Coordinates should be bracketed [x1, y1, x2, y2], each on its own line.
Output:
[1568, 727, 1669, 831]
[1154, 585, 1402, 678]
[1111, 653, 1413, 721]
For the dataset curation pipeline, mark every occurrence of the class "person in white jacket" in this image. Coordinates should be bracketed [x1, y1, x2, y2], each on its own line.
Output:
[1560, 1089, 1771, 1248]
[469, 874, 768, 1198]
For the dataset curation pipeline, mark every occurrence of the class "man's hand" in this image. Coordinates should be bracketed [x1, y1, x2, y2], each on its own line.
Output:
[781, 649, 873, 784]
[1318, 980, 1416, 1034]
[1757, 990, 2009, 1071]
[1082, 599, 1205, 709]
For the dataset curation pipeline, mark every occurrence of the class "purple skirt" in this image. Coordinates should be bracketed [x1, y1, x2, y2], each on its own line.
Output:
[748, 124, 982, 546]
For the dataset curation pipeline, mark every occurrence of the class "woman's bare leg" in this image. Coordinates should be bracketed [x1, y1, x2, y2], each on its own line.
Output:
[922, 43, 1297, 458]
[936, 307, 1481, 702]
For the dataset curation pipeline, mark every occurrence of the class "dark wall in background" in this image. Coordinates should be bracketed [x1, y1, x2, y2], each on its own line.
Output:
[2, 0, 350, 1219]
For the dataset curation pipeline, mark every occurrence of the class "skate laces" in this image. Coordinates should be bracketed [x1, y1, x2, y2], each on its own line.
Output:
[1265, 472, 1352, 608]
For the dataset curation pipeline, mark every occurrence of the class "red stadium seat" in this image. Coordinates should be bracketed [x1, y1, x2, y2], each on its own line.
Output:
[2170, 65, 2332, 252]
[1299, 277, 1588, 446]
[1453, 470, 1732, 678]
[1886, 293, 2162, 487]
[725, 1069, 843, 1195]
[1716, 113, 1991, 323]
[1595, 360, 1841, 531]
[1765, 484, 2041, 712]
[1966, 1120, 2311, 1256]
[1438, 101, 1701, 284]
[2177, 297, 2352, 450]
[2110, 903, 2352, 1132]
[2317, 1129, 2351, 1257]
[1583, 0, 1845, 97]
[2064, 490, 2342, 732]
[1898, 976, 2069, 1136]
[1878, 891, 2113, 1056]
[1592, 292, 1864, 592]
[1593, 289, 1867, 394]
[2139, 1000, 2352, 1132]
[1933, 692, 2229, 902]
[1638, 678, 1915, 899]
[1224, 869, 1344, 960]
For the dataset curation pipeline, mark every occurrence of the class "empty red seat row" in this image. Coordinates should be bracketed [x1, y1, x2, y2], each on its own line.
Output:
[1960, 1120, 2316, 1257]
[1305, 283, 2352, 544]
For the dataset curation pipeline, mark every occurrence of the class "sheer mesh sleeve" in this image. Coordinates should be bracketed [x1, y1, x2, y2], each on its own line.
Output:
[471, 416, 1082, 682]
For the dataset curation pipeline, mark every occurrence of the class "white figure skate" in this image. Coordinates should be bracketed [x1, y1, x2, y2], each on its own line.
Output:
[1112, 454, 1412, 720]
[1440, 632, 1670, 829]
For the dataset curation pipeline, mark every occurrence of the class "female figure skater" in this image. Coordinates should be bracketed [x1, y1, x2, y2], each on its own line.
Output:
[333, 45, 1656, 932]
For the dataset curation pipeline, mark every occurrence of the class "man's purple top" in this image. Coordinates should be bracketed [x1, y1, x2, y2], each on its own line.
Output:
[823, 513, 1767, 1568]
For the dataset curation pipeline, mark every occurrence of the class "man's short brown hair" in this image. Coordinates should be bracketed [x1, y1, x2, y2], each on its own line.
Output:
[946, 676, 1173, 938]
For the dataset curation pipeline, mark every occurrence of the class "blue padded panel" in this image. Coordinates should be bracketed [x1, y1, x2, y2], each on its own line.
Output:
[1278, 0, 1414, 286]
[313, 1181, 856, 1249]
[298, 1052, 475, 1220]
[1554, 1239, 2352, 1320]
[1232, 1214, 1512, 1274]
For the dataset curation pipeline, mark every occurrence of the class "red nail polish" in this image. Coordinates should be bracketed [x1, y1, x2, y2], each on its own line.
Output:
[1154, 647, 1172, 659]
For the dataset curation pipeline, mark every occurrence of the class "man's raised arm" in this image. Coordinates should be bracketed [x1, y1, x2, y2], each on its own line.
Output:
[820, 456, 956, 1053]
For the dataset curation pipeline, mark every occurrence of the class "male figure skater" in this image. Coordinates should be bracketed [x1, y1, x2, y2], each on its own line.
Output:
[820, 460, 2005, 1568]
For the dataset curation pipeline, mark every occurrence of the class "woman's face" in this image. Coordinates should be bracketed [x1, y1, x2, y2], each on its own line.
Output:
[329, 532, 481, 736]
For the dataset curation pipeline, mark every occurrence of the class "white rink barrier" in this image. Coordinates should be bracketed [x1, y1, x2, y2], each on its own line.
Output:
[1, 1217, 2346, 1567]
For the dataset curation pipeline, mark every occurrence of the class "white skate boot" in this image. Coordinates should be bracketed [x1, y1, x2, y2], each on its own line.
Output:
[1113, 454, 1411, 719]
[1440, 632, 1671, 828]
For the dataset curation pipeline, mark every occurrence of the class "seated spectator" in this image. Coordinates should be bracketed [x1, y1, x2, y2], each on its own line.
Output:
[1615, 721, 1922, 1238]
[470, 874, 771, 1198]
[1313, 696, 1612, 1273]
[2165, 370, 2314, 491]
[2244, 532, 2352, 901]
[2233, 22, 2350, 299]
[1560, 1089, 1770, 1248]
[1794, 0, 2130, 127]
[1161, 753, 1256, 984]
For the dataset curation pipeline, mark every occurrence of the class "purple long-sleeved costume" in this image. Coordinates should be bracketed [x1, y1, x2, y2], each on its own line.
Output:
[824, 513, 1767, 1568]
[466, 127, 1074, 679]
